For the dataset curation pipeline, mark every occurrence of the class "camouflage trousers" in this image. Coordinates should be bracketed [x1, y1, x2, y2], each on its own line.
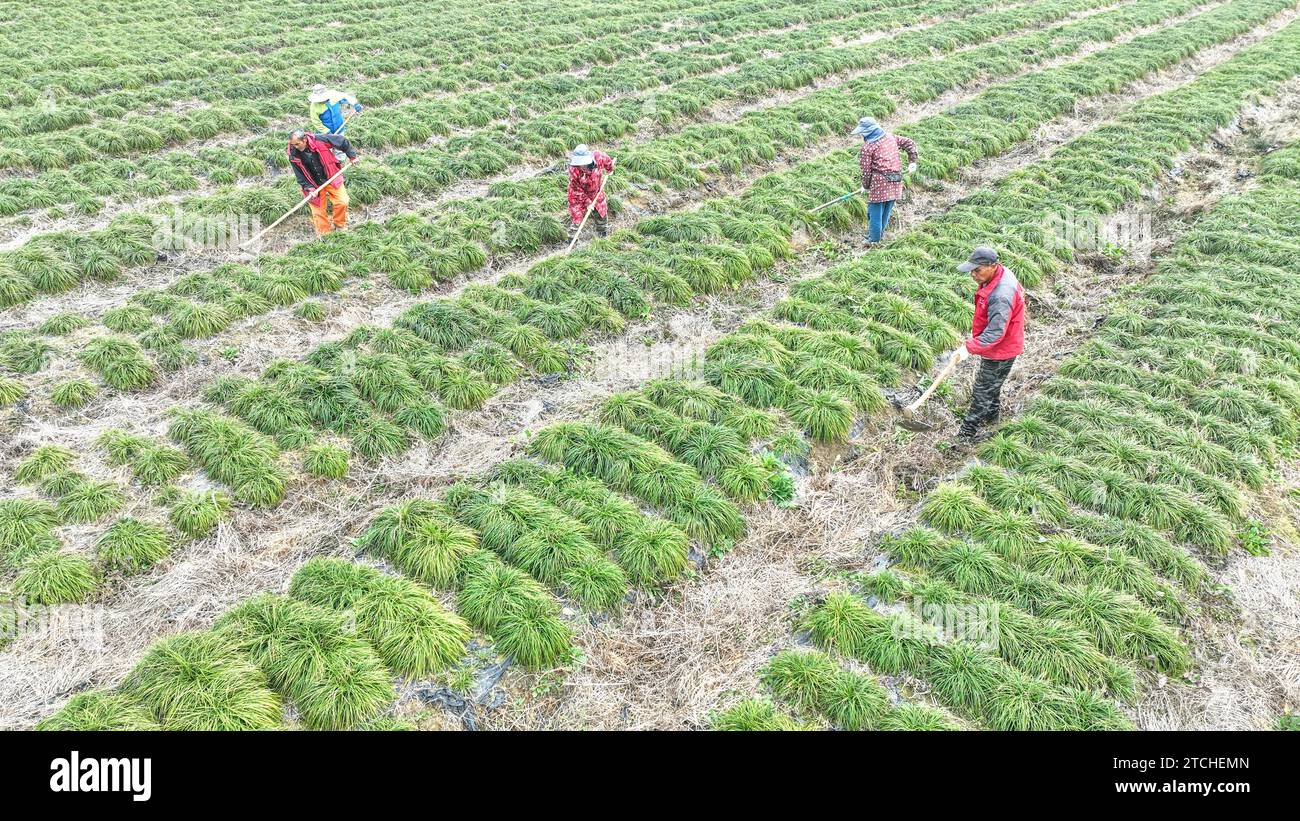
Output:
[960, 356, 1016, 436]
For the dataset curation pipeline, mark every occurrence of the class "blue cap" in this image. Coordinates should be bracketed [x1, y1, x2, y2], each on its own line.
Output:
[849, 117, 885, 141]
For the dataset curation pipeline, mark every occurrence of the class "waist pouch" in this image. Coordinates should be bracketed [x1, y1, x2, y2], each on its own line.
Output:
[879, 171, 903, 183]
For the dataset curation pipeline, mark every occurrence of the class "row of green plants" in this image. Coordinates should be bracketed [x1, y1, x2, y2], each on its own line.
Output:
[33, 554, 473, 730]
[0, 213, 157, 308]
[165, 408, 292, 508]
[527, 423, 746, 549]
[597, 379, 796, 503]
[883, 526, 1189, 674]
[862, 564, 1139, 694]
[712, 648, 964, 730]
[800, 590, 1134, 730]
[0, 329, 53, 374]
[0, 0, 1029, 218]
[352, 461, 691, 670]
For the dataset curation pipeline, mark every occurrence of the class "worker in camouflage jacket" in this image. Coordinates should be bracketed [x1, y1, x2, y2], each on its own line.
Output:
[567, 144, 615, 237]
[950, 246, 1026, 442]
[287, 130, 360, 236]
[851, 116, 918, 245]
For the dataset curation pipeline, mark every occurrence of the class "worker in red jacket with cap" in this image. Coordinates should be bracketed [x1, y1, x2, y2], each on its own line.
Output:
[949, 246, 1025, 441]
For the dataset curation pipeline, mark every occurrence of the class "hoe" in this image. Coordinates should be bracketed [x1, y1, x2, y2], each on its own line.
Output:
[891, 349, 963, 431]
[238, 159, 358, 252]
[809, 186, 865, 213]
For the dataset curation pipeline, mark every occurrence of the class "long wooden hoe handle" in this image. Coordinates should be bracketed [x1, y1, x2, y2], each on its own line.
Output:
[906, 351, 964, 414]
[566, 171, 612, 253]
[331, 105, 361, 134]
[240, 160, 354, 249]
[810, 187, 865, 213]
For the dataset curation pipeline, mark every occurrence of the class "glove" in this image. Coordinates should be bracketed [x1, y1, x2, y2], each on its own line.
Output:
[907, 162, 918, 174]
[951, 346, 971, 364]
[302, 188, 316, 199]
[353, 103, 364, 112]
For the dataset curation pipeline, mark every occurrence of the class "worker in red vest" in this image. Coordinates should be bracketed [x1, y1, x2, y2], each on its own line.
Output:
[951, 246, 1026, 442]
[287, 129, 360, 236]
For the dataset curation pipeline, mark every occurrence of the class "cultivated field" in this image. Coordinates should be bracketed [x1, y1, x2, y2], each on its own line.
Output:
[1, 0, 1298, 731]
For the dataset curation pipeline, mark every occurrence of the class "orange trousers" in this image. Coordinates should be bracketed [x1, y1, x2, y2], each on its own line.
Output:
[308, 183, 349, 235]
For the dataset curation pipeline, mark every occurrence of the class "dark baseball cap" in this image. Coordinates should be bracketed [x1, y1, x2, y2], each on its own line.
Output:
[956, 246, 999, 272]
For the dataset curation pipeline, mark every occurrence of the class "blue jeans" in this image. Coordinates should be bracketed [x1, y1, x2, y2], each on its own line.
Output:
[867, 199, 895, 242]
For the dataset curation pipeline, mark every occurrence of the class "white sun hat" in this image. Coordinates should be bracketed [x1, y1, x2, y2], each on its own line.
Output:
[309, 84, 331, 103]
[569, 144, 595, 166]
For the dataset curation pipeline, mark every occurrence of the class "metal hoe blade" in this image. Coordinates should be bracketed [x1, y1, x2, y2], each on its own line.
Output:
[889, 350, 963, 432]
[896, 413, 939, 432]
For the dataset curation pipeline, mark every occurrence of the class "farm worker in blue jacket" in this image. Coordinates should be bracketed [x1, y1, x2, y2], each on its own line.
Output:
[309, 85, 362, 136]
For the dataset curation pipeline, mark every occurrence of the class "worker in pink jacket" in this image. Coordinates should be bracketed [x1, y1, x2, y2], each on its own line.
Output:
[851, 116, 918, 245]
[567, 144, 615, 238]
